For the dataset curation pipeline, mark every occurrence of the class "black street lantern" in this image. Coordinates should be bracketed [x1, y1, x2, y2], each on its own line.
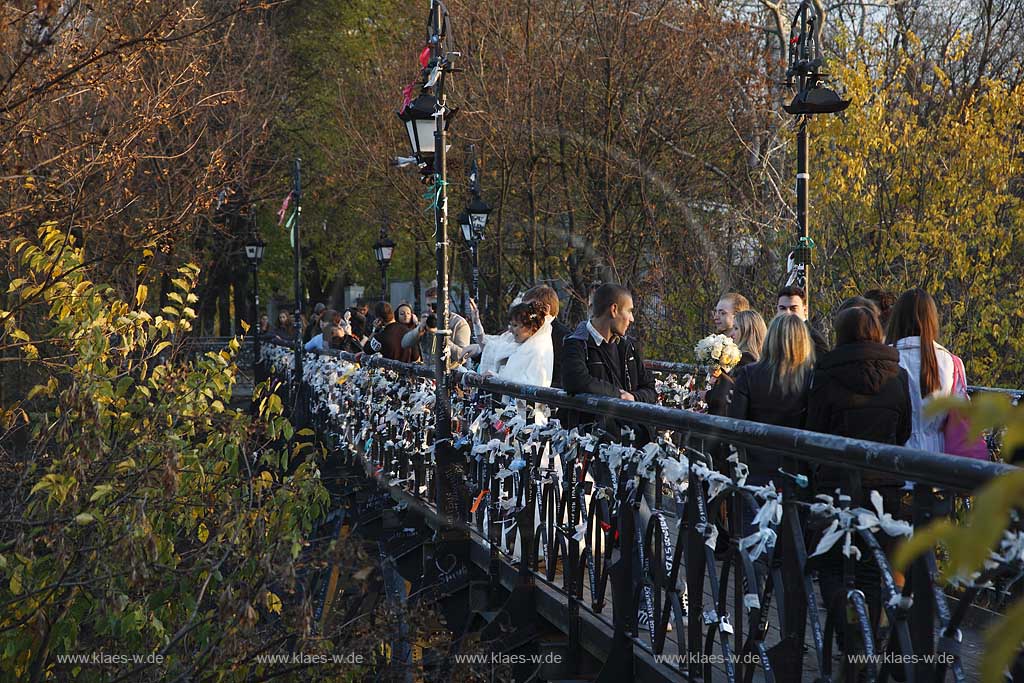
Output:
[466, 196, 491, 241]
[398, 92, 443, 170]
[458, 210, 473, 244]
[373, 234, 396, 268]
[244, 227, 266, 396]
[373, 231, 396, 299]
[244, 238, 265, 268]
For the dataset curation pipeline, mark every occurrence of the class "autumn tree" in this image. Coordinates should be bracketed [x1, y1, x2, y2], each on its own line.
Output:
[0, 0, 290, 341]
[809, 31, 1024, 386]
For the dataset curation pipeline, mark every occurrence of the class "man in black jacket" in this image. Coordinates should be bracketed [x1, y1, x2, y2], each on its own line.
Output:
[777, 284, 830, 360]
[561, 283, 657, 442]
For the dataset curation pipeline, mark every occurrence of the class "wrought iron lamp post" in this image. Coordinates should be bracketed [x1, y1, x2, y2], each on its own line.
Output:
[373, 229, 396, 303]
[396, 0, 455, 446]
[244, 228, 265, 382]
[396, 1, 480, 570]
[460, 151, 490, 305]
[782, 0, 849, 315]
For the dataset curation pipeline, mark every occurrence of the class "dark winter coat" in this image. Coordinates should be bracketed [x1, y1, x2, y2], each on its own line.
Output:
[550, 317, 572, 389]
[805, 342, 913, 493]
[364, 322, 420, 363]
[808, 322, 831, 361]
[561, 321, 657, 443]
[705, 352, 756, 417]
[727, 361, 811, 483]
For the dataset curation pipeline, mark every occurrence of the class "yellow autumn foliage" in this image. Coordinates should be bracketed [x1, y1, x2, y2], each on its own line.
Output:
[810, 30, 1024, 387]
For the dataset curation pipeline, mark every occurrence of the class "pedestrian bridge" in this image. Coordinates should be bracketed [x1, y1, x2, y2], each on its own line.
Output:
[253, 338, 1019, 682]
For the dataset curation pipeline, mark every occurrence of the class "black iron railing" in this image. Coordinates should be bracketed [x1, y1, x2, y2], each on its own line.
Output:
[259, 339, 1019, 682]
[642, 359, 1024, 404]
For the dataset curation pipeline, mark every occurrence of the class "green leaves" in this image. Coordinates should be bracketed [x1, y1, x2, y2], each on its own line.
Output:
[2, 224, 332, 681]
[893, 393, 1024, 681]
[29, 473, 77, 506]
[89, 485, 114, 502]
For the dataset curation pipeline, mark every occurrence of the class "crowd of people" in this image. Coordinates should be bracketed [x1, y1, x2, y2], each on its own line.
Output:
[263, 284, 976, 475]
[260, 281, 995, 661]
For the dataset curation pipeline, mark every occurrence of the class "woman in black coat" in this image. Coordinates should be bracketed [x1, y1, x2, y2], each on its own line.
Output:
[806, 306, 912, 494]
[726, 314, 815, 670]
[706, 309, 767, 416]
[728, 314, 815, 483]
[804, 305, 912, 644]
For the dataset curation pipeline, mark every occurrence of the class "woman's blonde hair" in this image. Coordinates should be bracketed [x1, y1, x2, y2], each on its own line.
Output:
[733, 310, 767, 361]
[761, 314, 815, 396]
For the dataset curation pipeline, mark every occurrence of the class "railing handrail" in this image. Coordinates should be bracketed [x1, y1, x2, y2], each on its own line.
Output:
[640, 358, 1023, 399]
[274, 342, 1016, 493]
[248, 335, 1023, 398]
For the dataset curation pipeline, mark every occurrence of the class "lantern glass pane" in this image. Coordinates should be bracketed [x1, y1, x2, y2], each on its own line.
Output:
[415, 119, 436, 154]
[405, 120, 417, 155]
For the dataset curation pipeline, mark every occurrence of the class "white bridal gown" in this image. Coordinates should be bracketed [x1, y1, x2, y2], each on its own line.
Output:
[476, 319, 553, 562]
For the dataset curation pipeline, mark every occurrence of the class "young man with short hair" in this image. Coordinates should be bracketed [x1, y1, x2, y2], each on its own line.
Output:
[776, 285, 830, 359]
[561, 283, 657, 443]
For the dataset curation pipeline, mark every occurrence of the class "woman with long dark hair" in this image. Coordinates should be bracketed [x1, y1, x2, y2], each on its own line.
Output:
[806, 306, 913, 639]
[885, 289, 956, 453]
[395, 303, 416, 327]
[270, 310, 295, 345]
[808, 306, 912, 471]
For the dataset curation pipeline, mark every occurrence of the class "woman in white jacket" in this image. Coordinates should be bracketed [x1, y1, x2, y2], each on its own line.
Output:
[468, 300, 555, 562]
[885, 289, 956, 452]
[473, 299, 554, 389]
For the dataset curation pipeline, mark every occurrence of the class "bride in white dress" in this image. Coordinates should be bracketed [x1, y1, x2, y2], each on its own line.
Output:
[462, 300, 556, 562]
[474, 299, 553, 389]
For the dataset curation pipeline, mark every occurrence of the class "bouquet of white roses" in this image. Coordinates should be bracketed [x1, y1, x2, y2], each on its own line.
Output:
[694, 333, 743, 374]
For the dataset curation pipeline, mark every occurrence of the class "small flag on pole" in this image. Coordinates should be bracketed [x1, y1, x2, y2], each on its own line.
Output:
[276, 191, 293, 227]
[286, 211, 297, 250]
[401, 82, 416, 111]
